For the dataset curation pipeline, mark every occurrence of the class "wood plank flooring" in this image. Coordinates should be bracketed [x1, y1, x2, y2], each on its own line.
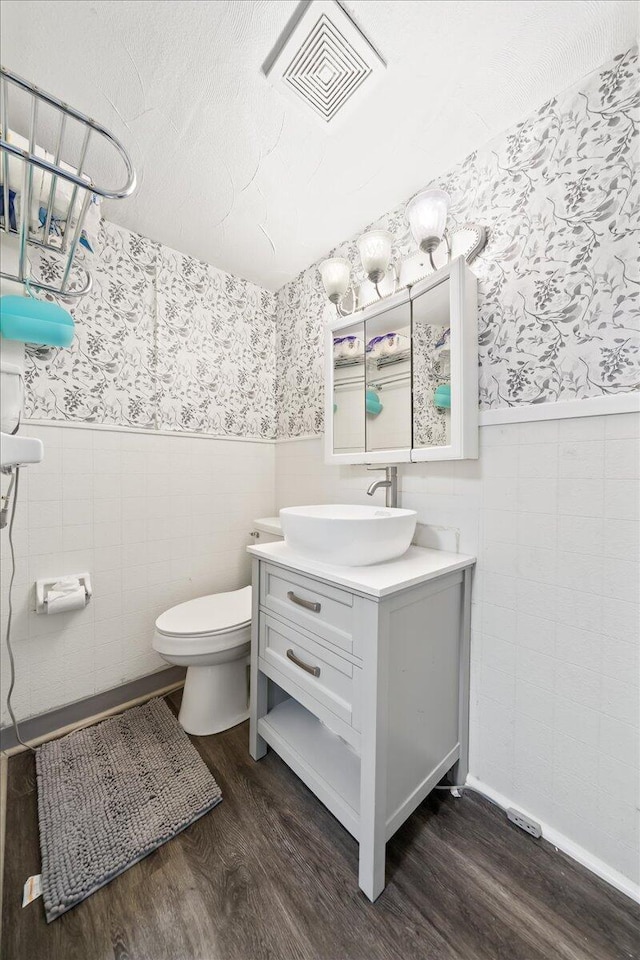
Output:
[2, 693, 638, 960]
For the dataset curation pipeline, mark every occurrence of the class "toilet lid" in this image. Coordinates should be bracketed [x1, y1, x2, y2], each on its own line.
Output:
[155, 586, 252, 638]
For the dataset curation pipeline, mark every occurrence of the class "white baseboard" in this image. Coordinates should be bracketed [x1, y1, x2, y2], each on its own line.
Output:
[275, 434, 321, 444]
[1, 677, 185, 755]
[466, 775, 640, 905]
[479, 392, 639, 424]
[24, 418, 277, 444]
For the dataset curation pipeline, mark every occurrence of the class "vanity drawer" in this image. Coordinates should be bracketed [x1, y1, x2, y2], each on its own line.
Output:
[259, 614, 360, 729]
[260, 563, 356, 655]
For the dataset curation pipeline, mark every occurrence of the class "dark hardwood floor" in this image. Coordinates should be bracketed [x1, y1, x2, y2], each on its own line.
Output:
[2, 693, 639, 960]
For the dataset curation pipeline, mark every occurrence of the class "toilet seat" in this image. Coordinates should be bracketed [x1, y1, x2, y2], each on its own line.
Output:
[156, 585, 251, 637]
[153, 586, 252, 658]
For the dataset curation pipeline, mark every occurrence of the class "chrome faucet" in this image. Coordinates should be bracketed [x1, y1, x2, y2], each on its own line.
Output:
[366, 466, 398, 509]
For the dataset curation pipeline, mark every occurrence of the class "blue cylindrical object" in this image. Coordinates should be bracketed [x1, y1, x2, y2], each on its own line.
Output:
[434, 383, 451, 410]
[366, 388, 383, 416]
[0, 295, 75, 347]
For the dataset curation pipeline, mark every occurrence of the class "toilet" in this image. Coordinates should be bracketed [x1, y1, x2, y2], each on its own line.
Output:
[153, 586, 253, 736]
[152, 519, 283, 736]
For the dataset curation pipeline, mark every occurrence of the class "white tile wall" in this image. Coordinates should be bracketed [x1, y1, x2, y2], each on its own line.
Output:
[275, 412, 640, 886]
[2, 412, 637, 888]
[1, 424, 275, 726]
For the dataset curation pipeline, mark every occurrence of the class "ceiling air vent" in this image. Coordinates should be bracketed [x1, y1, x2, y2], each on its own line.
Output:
[265, 0, 386, 127]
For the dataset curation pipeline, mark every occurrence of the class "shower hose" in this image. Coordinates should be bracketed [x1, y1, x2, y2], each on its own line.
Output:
[4, 467, 36, 753]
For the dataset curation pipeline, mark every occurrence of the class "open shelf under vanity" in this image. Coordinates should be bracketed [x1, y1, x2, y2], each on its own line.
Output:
[259, 698, 361, 837]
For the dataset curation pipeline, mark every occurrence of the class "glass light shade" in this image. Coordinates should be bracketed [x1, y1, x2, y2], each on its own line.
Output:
[357, 229, 393, 284]
[318, 257, 351, 304]
[406, 189, 450, 254]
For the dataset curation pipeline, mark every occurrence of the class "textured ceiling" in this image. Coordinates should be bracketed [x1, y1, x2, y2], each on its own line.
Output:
[1, 0, 637, 290]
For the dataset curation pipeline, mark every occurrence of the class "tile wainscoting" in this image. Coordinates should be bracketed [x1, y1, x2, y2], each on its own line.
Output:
[0, 423, 275, 728]
[1, 414, 637, 896]
[275, 411, 640, 892]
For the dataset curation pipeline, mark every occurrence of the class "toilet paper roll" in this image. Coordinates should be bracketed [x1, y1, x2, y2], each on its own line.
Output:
[45, 582, 86, 614]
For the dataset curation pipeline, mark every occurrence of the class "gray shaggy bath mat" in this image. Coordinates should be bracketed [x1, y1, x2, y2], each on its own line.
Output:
[36, 697, 222, 922]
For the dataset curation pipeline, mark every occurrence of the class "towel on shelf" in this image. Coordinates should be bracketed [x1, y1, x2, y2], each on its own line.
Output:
[0, 127, 100, 252]
[0, 186, 17, 231]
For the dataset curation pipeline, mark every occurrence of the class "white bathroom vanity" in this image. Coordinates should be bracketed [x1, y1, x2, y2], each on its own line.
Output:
[248, 541, 474, 901]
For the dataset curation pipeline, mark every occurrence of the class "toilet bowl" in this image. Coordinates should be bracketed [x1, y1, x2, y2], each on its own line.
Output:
[153, 585, 252, 736]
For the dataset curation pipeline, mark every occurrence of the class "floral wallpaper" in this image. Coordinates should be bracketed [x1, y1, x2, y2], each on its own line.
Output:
[275, 270, 327, 439]
[412, 320, 448, 448]
[155, 246, 276, 437]
[22, 47, 638, 442]
[24, 220, 278, 439]
[275, 45, 639, 438]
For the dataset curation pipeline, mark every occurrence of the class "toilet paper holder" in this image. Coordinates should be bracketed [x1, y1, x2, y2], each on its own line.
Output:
[35, 572, 92, 614]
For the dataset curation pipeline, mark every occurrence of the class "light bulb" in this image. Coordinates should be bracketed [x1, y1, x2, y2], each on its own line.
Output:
[318, 257, 351, 304]
[357, 229, 393, 284]
[405, 189, 450, 254]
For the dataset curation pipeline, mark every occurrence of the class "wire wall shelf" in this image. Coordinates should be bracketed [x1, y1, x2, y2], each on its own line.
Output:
[0, 66, 136, 299]
[373, 349, 411, 369]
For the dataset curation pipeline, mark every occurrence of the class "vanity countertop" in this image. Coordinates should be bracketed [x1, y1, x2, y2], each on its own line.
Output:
[247, 541, 475, 599]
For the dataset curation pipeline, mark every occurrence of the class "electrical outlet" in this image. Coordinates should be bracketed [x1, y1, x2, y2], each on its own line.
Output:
[507, 807, 542, 838]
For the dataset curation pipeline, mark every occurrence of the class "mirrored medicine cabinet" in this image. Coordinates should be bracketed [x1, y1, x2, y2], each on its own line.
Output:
[324, 256, 478, 464]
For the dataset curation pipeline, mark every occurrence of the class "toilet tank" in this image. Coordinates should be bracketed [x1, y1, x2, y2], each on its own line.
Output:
[252, 517, 283, 545]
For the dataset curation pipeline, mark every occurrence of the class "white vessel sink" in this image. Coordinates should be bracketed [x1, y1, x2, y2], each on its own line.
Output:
[279, 504, 417, 567]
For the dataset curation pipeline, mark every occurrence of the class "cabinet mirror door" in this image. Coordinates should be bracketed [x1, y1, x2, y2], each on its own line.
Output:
[412, 276, 452, 450]
[364, 300, 412, 454]
[332, 320, 366, 455]
[410, 257, 478, 461]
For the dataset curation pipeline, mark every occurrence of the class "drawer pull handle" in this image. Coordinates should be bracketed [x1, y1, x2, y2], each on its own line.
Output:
[286, 648, 321, 678]
[287, 590, 321, 613]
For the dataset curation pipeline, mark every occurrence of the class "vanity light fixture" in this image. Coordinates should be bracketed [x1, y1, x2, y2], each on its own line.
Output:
[318, 257, 352, 305]
[356, 229, 394, 291]
[405, 189, 450, 266]
[319, 188, 486, 315]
